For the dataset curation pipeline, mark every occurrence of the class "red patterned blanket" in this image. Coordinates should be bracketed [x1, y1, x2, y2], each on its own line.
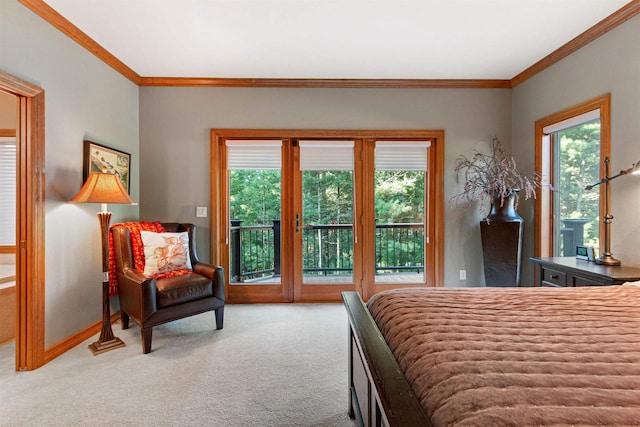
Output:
[108, 222, 191, 296]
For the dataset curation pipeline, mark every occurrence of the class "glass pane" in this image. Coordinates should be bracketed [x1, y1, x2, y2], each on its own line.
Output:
[229, 169, 281, 284]
[302, 171, 353, 284]
[553, 119, 600, 257]
[374, 170, 425, 283]
[0, 140, 16, 246]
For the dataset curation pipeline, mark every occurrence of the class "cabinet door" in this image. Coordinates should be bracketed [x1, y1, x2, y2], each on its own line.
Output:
[573, 276, 607, 287]
[542, 267, 566, 287]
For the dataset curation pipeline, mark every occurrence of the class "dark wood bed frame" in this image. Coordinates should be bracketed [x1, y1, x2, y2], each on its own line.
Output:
[342, 291, 431, 427]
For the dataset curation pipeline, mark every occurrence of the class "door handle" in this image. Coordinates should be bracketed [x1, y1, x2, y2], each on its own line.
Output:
[296, 213, 300, 234]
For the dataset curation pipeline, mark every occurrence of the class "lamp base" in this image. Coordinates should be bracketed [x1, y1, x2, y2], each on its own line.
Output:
[88, 336, 126, 356]
[595, 254, 621, 266]
[89, 278, 126, 356]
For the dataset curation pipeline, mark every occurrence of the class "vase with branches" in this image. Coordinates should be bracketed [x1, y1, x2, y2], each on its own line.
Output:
[451, 136, 542, 215]
[451, 136, 544, 287]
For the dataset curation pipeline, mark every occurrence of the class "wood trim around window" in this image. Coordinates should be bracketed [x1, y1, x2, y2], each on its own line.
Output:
[210, 129, 445, 302]
[0, 70, 46, 371]
[534, 94, 610, 259]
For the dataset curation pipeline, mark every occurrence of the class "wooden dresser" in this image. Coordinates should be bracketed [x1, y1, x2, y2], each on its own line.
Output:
[530, 257, 640, 287]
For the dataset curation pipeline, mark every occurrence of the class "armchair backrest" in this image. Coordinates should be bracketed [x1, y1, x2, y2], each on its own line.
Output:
[111, 225, 137, 274]
[159, 223, 201, 265]
[111, 222, 201, 275]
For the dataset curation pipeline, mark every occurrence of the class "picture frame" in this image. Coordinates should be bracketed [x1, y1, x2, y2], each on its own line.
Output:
[83, 140, 131, 194]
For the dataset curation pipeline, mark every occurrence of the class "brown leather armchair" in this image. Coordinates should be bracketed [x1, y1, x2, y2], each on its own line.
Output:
[111, 222, 224, 354]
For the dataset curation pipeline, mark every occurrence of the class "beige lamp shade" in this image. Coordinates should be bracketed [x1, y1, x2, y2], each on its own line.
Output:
[70, 171, 135, 204]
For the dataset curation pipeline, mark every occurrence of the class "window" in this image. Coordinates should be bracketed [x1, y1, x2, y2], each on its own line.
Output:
[535, 95, 610, 258]
[373, 141, 429, 283]
[0, 137, 16, 247]
[212, 129, 444, 302]
[226, 140, 282, 284]
[549, 116, 600, 256]
[300, 141, 355, 284]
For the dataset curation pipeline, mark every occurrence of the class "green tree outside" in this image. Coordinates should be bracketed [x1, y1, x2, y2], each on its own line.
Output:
[229, 168, 426, 278]
[556, 120, 600, 251]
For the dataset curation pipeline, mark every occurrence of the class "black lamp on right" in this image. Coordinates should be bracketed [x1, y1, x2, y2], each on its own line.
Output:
[585, 157, 640, 266]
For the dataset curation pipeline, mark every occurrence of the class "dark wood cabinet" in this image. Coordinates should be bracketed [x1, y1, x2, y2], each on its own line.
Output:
[530, 257, 640, 287]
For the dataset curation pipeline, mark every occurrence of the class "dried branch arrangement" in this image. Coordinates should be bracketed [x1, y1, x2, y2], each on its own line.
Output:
[451, 136, 542, 212]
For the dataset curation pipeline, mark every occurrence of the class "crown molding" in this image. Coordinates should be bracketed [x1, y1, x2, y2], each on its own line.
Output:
[510, 0, 640, 87]
[19, 0, 640, 89]
[139, 77, 511, 89]
[18, 0, 141, 85]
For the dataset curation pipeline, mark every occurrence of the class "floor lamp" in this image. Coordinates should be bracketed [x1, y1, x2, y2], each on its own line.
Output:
[585, 157, 640, 266]
[71, 169, 135, 355]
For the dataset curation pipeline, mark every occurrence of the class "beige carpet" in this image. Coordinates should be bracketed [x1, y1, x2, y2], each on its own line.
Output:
[0, 303, 356, 426]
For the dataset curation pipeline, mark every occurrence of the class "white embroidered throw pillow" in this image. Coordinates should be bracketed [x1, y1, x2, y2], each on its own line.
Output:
[140, 230, 192, 276]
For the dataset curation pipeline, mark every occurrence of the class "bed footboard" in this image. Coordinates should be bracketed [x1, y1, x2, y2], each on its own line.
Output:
[342, 291, 430, 427]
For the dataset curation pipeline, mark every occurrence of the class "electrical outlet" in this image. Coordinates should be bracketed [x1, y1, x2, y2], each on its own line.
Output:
[459, 269, 466, 280]
[196, 206, 207, 218]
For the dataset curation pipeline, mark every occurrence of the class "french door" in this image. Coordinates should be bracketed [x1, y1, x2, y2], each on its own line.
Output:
[293, 140, 360, 302]
[211, 130, 444, 303]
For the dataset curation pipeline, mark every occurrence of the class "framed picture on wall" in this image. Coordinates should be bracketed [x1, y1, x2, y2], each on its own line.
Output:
[83, 140, 131, 193]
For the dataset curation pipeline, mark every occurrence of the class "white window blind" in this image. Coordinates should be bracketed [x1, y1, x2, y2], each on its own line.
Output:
[299, 141, 354, 171]
[543, 109, 600, 134]
[375, 141, 431, 171]
[0, 138, 16, 246]
[226, 140, 282, 170]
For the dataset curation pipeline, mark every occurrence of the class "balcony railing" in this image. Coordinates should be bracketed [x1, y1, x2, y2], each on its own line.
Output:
[230, 219, 424, 283]
[559, 218, 590, 256]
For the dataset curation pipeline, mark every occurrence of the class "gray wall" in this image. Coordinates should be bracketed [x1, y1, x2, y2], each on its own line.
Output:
[512, 14, 640, 284]
[140, 86, 512, 287]
[1, 0, 139, 347]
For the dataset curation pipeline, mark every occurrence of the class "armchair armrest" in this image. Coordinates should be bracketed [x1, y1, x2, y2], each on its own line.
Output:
[123, 268, 151, 284]
[194, 263, 225, 302]
[117, 268, 158, 322]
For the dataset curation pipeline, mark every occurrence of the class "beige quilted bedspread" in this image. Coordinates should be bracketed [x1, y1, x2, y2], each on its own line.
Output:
[367, 286, 640, 426]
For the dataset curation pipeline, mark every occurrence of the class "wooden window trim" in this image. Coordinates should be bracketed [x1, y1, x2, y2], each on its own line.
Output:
[534, 94, 610, 258]
[210, 129, 444, 301]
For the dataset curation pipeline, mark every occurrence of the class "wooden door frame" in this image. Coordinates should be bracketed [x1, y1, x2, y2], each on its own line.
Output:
[211, 129, 444, 303]
[0, 70, 46, 371]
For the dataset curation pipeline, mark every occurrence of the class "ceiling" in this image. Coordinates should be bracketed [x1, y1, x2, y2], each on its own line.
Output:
[44, 0, 632, 80]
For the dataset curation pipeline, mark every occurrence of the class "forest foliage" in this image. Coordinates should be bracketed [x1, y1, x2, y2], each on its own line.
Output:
[229, 170, 425, 226]
[556, 120, 601, 251]
[229, 169, 426, 277]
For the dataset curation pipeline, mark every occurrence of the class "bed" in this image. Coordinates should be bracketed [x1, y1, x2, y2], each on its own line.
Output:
[343, 285, 640, 426]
